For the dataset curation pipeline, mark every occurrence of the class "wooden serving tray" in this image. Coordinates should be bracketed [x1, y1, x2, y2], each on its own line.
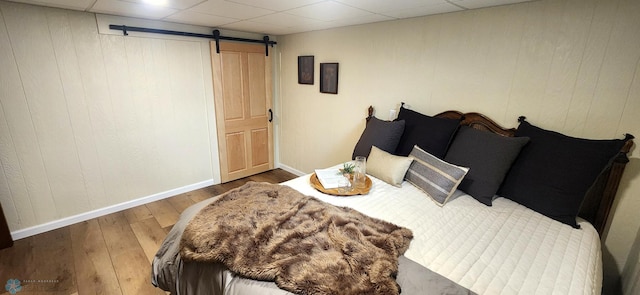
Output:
[310, 173, 372, 196]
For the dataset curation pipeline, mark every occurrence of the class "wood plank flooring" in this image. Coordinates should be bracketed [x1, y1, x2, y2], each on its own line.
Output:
[0, 169, 297, 295]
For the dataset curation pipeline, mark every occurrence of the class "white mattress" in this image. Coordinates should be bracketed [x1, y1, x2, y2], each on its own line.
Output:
[283, 173, 602, 295]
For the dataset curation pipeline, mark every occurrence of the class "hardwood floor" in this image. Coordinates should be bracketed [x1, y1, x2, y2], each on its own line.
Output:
[0, 169, 297, 295]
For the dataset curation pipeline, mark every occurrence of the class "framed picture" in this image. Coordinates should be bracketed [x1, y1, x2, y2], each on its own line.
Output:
[298, 56, 314, 84]
[320, 63, 339, 94]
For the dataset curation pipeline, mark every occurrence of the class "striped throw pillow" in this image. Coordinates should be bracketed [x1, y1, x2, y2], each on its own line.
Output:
[406, 145, 469, 206]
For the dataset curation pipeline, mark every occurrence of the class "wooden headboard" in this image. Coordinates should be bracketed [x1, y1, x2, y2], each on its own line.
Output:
[367, 106, 634, 236]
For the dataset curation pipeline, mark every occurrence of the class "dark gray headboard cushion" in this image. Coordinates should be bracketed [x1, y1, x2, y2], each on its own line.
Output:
[352, 116, 405, 160]
[498, 120, 627, 228]
[394, 105, 460, 158]
[444, 126, 529, 206]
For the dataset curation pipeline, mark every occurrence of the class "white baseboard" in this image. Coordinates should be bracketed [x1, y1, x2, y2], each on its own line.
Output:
[11, 179, 215, 240]
[277, 163, 306, 176]
[11, 164, 307, 240]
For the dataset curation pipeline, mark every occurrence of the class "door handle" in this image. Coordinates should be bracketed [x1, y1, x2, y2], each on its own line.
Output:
[268, 109, 273, 122]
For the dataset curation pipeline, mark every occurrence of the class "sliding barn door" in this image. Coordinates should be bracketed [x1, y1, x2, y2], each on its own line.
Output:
[211, 42, 273, 182]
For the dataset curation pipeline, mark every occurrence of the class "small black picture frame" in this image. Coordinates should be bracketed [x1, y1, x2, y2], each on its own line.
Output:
[320, 63, 339, 94]
[298, 56, 314, 85]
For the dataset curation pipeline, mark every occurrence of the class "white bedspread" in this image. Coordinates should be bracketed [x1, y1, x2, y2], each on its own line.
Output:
[283, 173, 602, 295]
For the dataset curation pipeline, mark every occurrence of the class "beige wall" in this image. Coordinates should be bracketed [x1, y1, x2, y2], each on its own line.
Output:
[277, 0, 640, 292]
[0, 2, 220, 232]
[1, 0, 639, 291]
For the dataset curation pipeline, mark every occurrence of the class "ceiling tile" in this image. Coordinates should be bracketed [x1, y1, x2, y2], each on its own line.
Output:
[249, 12, 326, 28]
[226, 0, 324, 11]
[287, 21, 336, 32]
[286, 1, 372, 22]
[380, 2, 463, 18]
[90, 0, 178, 19]
[7, 0, 96, 10]
[328, 13, 395, 28]
[8, 0, 536, 35]
[452, 0, 531, 9]
[188, 0, 275, 19]
[164, 10, 239, 27]
[334, 0, 445, 14]
[221, 20, 298, 35]
[124, 0, 206, 10]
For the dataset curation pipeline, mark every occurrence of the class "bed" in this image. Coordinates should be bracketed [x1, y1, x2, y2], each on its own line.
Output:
[152, 105, 634, 295]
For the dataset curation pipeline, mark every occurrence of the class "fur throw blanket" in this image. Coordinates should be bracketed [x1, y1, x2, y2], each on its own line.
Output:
[180, 182, 413, 295]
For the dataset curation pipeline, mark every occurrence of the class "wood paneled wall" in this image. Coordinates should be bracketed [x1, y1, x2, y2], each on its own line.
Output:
[277, 0, 640, 292]
[0, 2, 218, 232]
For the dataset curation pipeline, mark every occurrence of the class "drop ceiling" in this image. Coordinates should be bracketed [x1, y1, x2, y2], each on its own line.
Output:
[8, 0, 534, 35]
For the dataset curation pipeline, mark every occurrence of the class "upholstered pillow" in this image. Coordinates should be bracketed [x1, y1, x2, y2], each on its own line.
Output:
[444, 126, 529, 206]
[367, 146, 414, 187]
[498, 120, 626, 228]
[394, 106, 460, 158]
[406, 145, 469, 206]
[352, 116, 405, 160]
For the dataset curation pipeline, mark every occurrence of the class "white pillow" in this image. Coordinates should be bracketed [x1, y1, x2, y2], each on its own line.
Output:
[367, 146, 414, 187]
